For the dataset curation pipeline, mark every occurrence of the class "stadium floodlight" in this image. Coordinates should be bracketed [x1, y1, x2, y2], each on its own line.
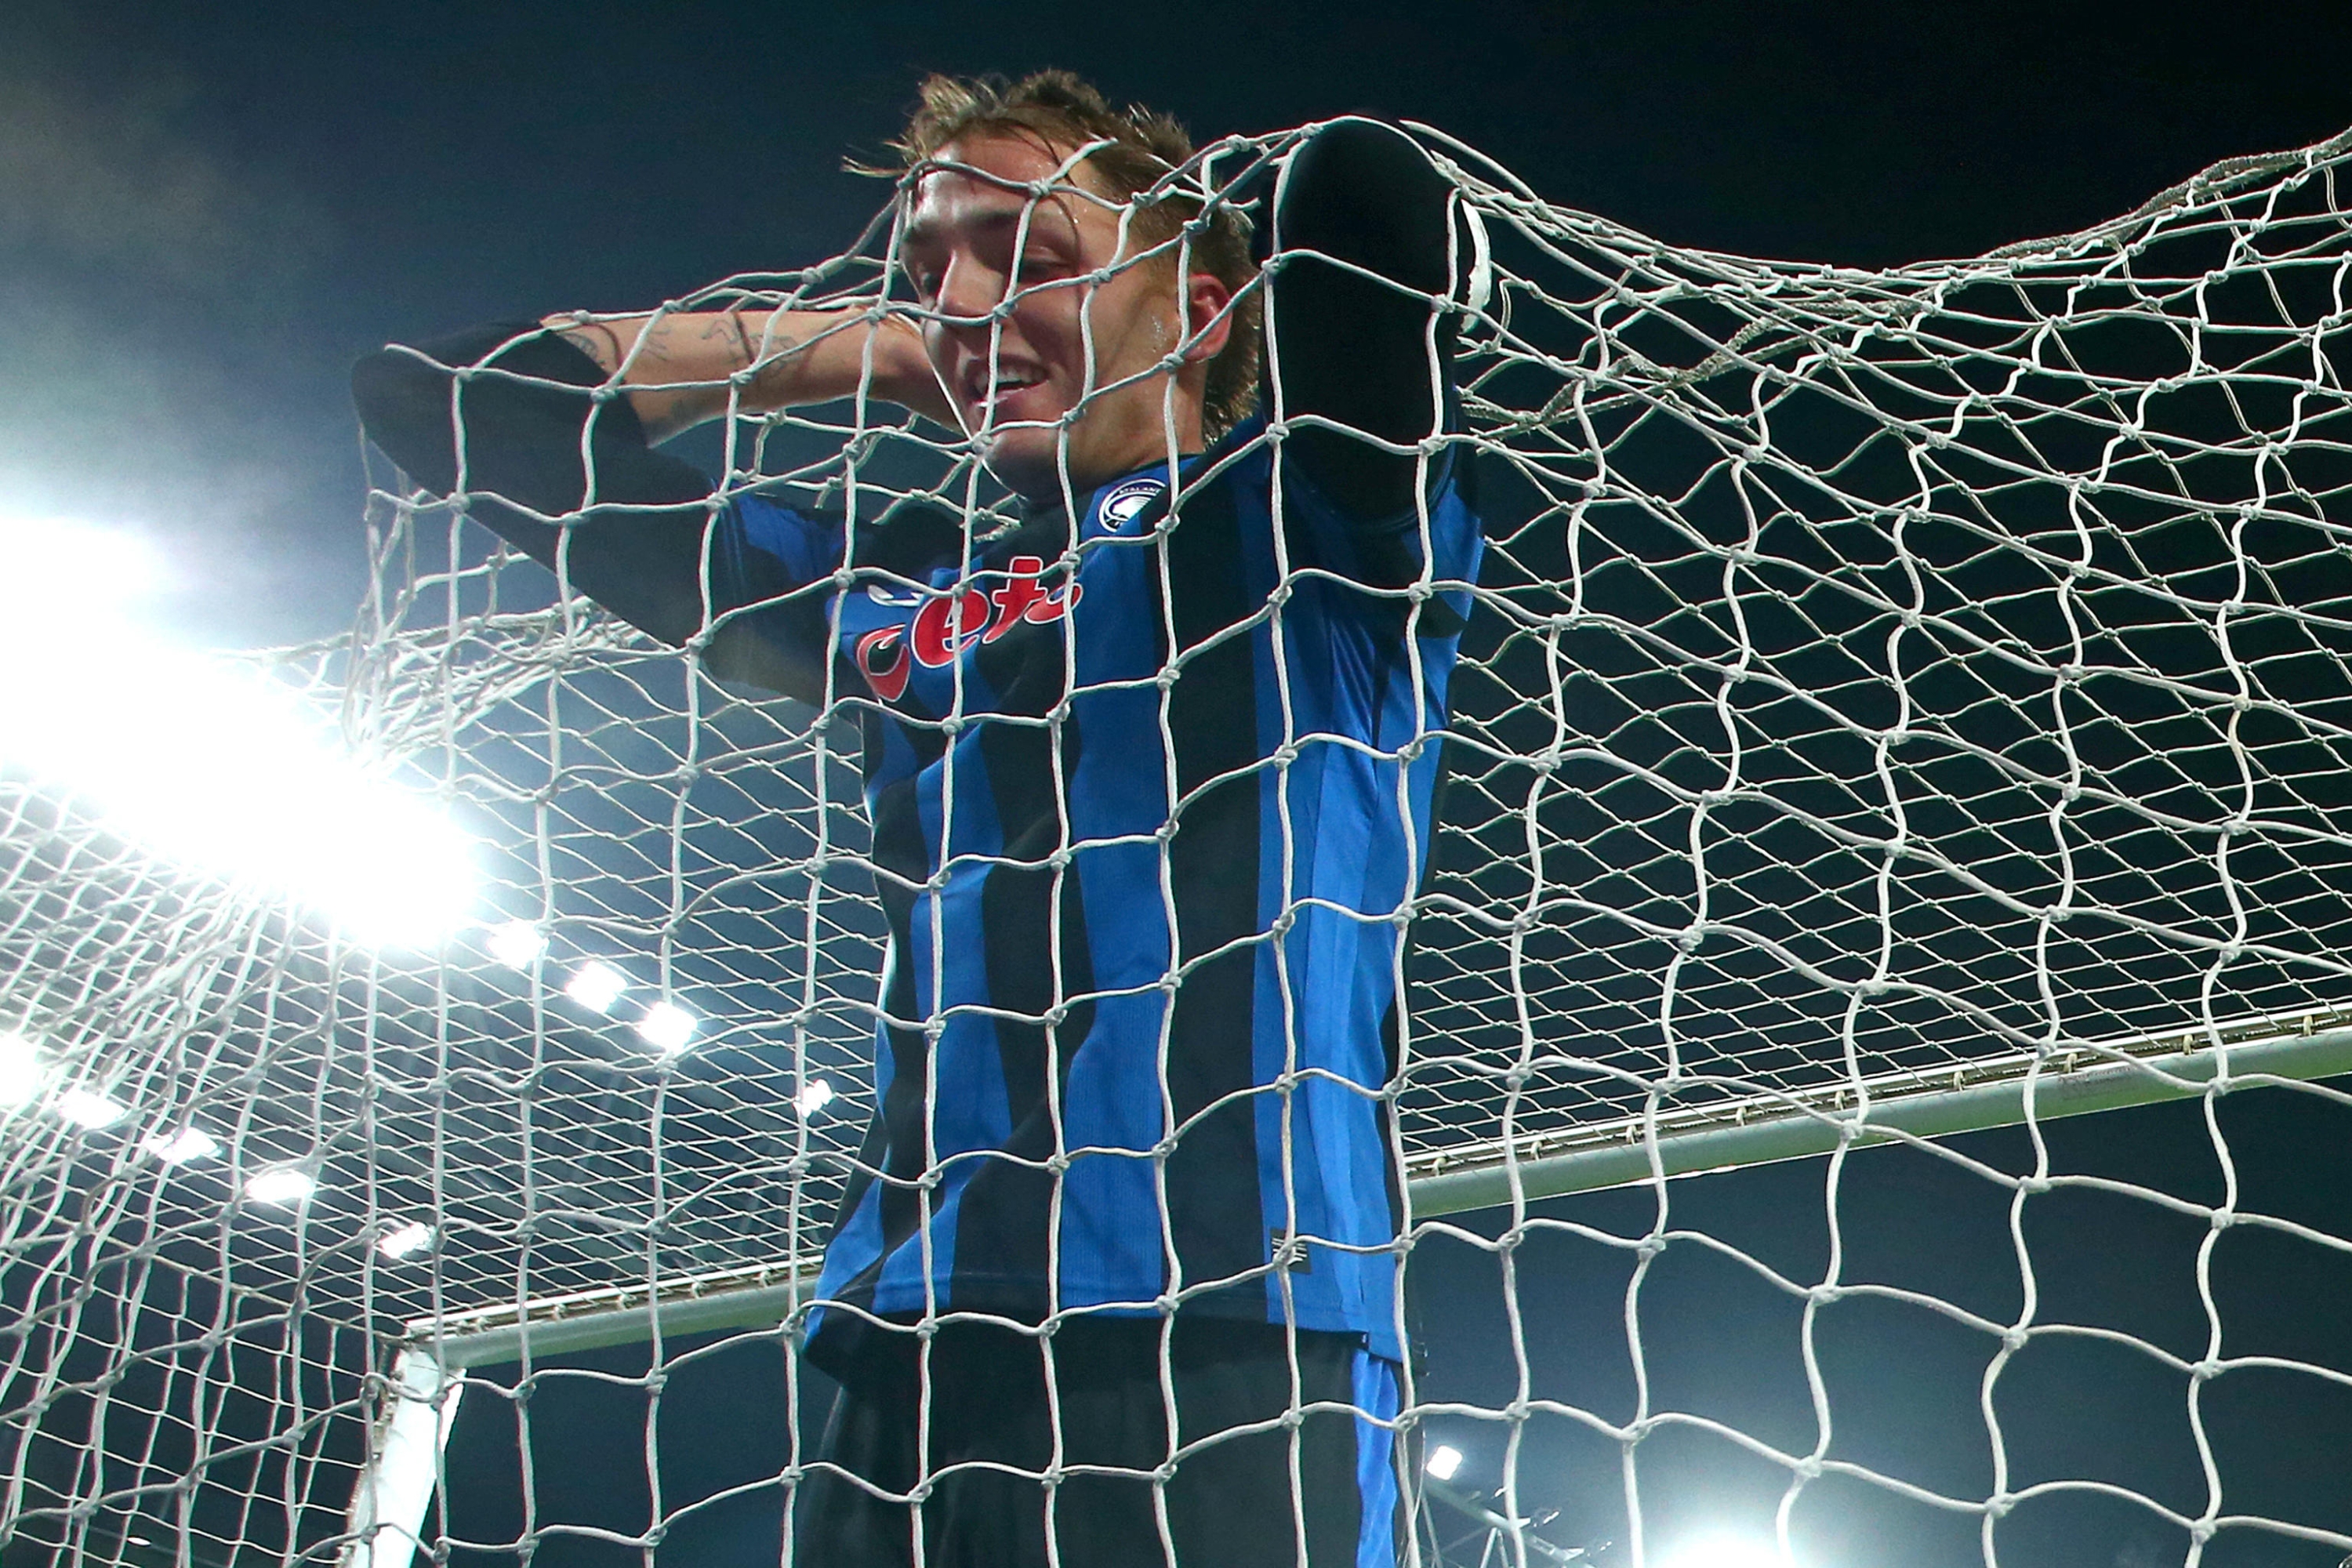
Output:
[0, 1034, 42, 1109]
[0, 512, 163, 627]
[486, 920, 547, 970]
[377, 1220, 435, 1261]
[1655, 1533, 1793, 1568]
[142, 1127, 220, 1164]
[1424, 1443, 1465, 1482]
[564, 961, 627, 1014]
[636, 1001, 695, 1055]
[55, 1087, 128, 1130]
[0, 512, 477, 947]
[243, 1167, 318, 1207]
[797, 1077, 834, 1116]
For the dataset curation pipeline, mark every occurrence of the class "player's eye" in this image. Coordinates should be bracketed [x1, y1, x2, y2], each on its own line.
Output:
[1011, 251, 1069, 290]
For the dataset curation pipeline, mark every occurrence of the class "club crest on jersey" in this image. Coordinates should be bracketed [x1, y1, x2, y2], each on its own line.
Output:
[853, 555, 1081, 702]
[1096, 475, 1166, 534]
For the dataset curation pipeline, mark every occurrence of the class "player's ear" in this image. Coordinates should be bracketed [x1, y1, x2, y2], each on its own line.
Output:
[1180, 271, 1235, 365]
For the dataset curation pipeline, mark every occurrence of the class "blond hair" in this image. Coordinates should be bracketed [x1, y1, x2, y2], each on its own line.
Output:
[878, 70, 1263, 441]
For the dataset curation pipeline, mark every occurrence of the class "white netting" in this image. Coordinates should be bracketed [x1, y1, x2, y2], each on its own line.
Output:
[8, 120, 2352, 1567]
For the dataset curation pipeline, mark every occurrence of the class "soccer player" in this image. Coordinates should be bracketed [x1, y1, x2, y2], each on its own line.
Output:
[351, 70, 1484, 1568]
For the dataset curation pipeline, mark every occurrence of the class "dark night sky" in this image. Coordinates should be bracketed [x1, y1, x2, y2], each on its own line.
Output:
[10, 3, 2352, 1566]
[8, 0, 2352, 648]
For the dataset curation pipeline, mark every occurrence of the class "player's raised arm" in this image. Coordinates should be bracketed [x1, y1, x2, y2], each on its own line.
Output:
[348, 316, 886, 706]
[543, 303, 955, 441]
[1266, 118, 1474, 542]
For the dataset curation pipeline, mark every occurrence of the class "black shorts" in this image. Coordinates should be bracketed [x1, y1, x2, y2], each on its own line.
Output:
[796, 1316, 1405, 1568]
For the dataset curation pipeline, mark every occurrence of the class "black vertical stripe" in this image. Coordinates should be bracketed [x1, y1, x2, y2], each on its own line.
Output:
[953, 704, 1100, 1299]
[1160, 479, 1274, 1308]
[835, 716, 949, 1301]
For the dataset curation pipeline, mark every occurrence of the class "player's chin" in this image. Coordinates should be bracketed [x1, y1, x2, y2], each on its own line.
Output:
[977, 426, 1082, 500]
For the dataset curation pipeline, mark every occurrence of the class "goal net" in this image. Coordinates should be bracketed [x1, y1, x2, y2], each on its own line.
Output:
[5, 117, 2352, 1568]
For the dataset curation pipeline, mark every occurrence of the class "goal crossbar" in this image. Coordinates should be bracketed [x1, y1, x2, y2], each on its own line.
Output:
[1404, 1011, 2352, 1217]
[394, 1008, 2352, 1372]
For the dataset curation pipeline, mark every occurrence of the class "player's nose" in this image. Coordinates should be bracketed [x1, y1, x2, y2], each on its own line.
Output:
[931, 252, 1006, 331]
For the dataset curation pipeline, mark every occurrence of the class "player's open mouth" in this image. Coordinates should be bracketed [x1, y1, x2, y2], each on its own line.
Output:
[964, 365, 1047, 408]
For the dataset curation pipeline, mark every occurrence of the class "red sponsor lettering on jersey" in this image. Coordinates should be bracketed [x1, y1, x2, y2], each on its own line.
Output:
[983, 556, 1081, 642]
[909, 586, 993, 666]
[859, 558, 1084, 699]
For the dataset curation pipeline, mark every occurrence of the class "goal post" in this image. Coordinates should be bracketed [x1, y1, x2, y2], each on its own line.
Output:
[337, 1350, 460, 1568]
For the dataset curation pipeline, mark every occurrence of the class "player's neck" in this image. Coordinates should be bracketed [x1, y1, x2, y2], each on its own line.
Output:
[1014, 448, 1200, 513]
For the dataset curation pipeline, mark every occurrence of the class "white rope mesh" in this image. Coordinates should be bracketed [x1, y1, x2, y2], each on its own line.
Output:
[4, 120, 2352, 1566]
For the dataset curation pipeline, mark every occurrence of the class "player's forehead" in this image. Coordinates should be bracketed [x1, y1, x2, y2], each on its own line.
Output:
[902, 132, 1119, 247]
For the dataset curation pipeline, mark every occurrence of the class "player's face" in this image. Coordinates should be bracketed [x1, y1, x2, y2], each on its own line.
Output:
[903, 134, 1229, 500]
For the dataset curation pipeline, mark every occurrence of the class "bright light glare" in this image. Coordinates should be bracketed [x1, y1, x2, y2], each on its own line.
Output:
[143, 1127, 220, 1163]
[245, 1167, 318, 1207]
[1655, 1533, 1795, 1568]
[0, 514, 477, 946]
[377, 1220, 435, 1260]
[797, 1078, 835, 1116]
[0, 1034, 42, 1108]
[0, 514, 165, 626]
[564, 961, 627, 1014]
[637, 1001, 695, 1055]
[1425, 1443, 1465, 1482]
[487, 920, 547, 969]
[56, 1087, 128, 1129]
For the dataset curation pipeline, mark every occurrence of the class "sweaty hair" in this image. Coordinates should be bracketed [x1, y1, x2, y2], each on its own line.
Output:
[879, 69, 1264, 442]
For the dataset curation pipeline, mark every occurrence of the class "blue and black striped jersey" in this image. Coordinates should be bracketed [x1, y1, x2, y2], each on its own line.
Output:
[699, 420, 1483, 1366]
